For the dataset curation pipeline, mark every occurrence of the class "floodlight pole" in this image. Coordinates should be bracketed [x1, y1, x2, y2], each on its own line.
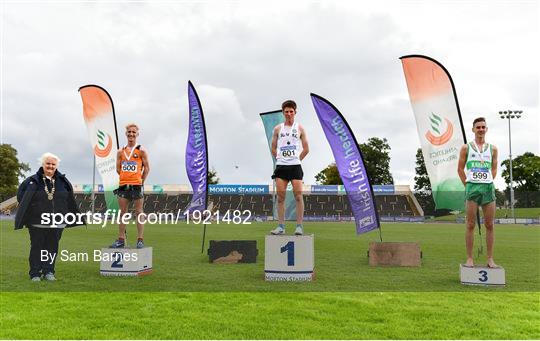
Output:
[507, 115, 514, 223]
[498, 110, 523, 224]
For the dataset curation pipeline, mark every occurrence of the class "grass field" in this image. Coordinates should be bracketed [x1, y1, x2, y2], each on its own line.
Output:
[434, 207, 540, 221]
[1, 220, 539, 339]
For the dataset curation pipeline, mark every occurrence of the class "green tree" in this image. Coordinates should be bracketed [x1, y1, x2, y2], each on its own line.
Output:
[315, 162, 342, 185]
[315, 137, 394, 185]
[495, 189, 506, 208]
[208, 167, 220, 185]
[414, 148, 431, 192]
[501, 152, 540, 207]
[0, 144, 30, 200]
[359, 137, 394, 185]
[413, 148, 435, 216]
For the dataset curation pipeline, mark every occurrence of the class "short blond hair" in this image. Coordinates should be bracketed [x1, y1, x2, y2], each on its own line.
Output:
[125, 123, 139, 131]
[39, 152, 60, 165]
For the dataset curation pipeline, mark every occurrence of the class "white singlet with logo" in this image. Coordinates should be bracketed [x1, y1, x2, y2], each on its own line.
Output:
[276, 122, 302, 166]
[465, 142, 493, 184]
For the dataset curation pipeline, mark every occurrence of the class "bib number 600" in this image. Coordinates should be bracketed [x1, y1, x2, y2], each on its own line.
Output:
[122, 163, 137, 172]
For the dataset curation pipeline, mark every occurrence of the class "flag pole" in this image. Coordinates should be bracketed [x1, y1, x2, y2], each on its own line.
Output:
[201, 222, 207, 254]
[201, 178, 209, 253]
[91, 155, 96, 214]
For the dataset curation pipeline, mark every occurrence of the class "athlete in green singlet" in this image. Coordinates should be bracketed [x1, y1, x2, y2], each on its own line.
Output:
[458, 117, 499, 268]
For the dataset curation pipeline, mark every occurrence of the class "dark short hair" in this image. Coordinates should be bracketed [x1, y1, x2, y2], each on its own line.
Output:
[281, 100, 297, 111]
[473, 117, 486, 126]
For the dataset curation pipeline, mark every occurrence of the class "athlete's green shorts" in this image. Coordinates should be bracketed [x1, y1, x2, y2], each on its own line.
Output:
[465, 182, 496, 206]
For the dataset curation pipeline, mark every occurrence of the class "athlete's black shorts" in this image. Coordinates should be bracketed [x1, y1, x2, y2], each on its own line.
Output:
[114, 185, 144, 200]
[272, 165, 304, 181]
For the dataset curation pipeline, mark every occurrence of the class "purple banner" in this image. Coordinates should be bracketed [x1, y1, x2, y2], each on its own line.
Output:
[185, 81, 208, 213]
[311, 93, 380, 235]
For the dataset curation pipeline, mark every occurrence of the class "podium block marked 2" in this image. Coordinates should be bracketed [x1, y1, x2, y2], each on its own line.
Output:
[100, 247, 153, 276]
[460, 264, 505, 286]
[265, 234, 314, 281]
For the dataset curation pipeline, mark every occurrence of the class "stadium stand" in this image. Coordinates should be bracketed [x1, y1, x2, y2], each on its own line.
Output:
[68, 192, 419, 219]
[3, 184, 422, 220]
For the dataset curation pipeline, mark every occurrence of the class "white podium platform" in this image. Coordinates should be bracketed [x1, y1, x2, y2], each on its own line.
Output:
[264, 234, 314, 281]
[100, 247, 153, 276]
[460, 264, 505, 286]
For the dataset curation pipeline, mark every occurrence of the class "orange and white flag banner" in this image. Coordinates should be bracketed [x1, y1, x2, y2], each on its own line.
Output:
[401, 55, 466, 211]
[79, 85, 120, 210]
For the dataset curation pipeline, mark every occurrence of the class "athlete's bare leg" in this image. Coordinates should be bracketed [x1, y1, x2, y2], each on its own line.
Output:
[292, 179, 304, 225]
[465, 200, 478, 267]
[275, 178, 288, 225]
[118, 197, 130, 240]
[134, 197, 144, 239]
[482, 201, 497, 267]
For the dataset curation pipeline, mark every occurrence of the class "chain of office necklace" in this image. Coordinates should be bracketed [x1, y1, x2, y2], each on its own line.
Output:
[43, 177, 55, 201]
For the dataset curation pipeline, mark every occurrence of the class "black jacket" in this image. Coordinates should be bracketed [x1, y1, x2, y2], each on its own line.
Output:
[15, 167, 84, 230]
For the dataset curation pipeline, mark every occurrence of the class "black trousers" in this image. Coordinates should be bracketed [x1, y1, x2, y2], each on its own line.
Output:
[28, 227, 63, 278]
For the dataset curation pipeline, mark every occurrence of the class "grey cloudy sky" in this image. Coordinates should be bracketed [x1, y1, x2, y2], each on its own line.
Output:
[2, 0, 538, 190]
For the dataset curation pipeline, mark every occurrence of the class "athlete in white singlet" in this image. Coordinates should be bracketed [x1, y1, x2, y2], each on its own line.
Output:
[458, 117, 499, 268]
[270, 100, 309, 235]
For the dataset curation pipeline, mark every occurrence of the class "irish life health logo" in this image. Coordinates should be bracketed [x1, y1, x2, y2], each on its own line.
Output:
[94, 130, 113, 158]
[425, 113, 453, 146]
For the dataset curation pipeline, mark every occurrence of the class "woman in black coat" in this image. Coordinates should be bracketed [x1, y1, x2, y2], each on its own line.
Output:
[15, 152, 83, 281]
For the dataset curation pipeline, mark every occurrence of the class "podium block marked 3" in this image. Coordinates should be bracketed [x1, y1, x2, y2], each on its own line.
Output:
[460, 264, 505, 286]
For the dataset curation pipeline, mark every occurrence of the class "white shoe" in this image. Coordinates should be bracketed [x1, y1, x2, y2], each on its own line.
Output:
[270, 227, 285, 235]
[294, 226, 303, 235]
[31, 276, 41, 282]
[44, 273, 56, 281]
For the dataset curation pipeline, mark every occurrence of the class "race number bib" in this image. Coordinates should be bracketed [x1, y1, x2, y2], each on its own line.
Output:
[280, 145, 297, 158]
[121, 161, 138, 173]
[471, 167, 490, 182]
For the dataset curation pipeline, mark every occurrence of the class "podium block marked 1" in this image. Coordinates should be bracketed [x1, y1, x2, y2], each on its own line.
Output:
[460, 264, 505, 286]
[100, 247, 153, 276]
[265, 234, 314, 281]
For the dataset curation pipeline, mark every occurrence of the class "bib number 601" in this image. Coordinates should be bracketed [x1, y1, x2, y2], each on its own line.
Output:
[282, 150, 296, 157]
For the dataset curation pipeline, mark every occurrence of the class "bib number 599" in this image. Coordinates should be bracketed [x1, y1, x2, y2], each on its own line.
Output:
[472, 171, 488, 180]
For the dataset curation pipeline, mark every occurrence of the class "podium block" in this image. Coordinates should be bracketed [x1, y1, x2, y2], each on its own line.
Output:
[265, 234, 314, 281]
[460, 264, 505, 286]
[208, 240, 258, 263]
[100, 247, 153, 276]
[368, 242, 421, 267]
